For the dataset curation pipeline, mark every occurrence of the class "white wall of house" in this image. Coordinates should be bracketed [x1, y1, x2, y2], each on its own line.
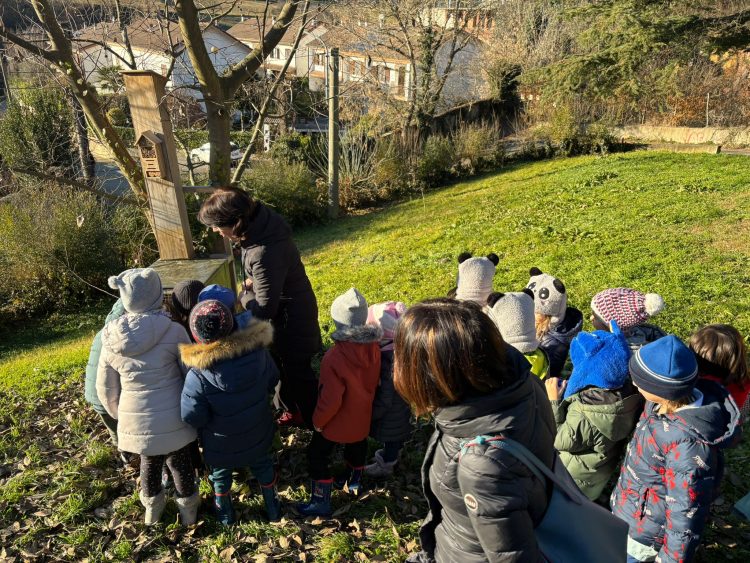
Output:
[435, 38, 489, 109]
[75, 26, 249, 100]
[172, 27, 251, 96]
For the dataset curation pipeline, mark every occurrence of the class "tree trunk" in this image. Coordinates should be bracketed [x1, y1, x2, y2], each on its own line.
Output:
[69, 90, 96, 183]
[205, 98, 232, 186]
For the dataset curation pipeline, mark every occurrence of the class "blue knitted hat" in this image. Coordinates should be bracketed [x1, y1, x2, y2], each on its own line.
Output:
[629, 335, 698, 400]
[198, 284, 236, 311]
[564, 321, 631, 399]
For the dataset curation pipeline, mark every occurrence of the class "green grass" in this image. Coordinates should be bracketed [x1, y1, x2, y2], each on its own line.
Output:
[0, 151, 749, 561]
[294, 151, 750, 343]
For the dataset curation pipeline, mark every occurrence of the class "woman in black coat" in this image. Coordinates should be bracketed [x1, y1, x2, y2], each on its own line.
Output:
[198, 187, 322, 427]
[394, 299, 556, 562]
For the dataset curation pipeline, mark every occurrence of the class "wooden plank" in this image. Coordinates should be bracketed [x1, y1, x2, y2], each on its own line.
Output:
[149, 258, 234, 292]
[122, 70, 194, 259]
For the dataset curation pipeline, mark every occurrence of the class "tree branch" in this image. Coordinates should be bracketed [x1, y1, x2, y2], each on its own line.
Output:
[9, 166, 138, 205]
[220, 0, 301, 96]
[231, 0, 311, 184]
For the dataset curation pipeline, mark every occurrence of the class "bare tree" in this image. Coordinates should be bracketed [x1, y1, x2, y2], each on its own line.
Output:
[1, 0, 313, 205]
[0, 0, 148, 203]
[342, 0, 487, 132]
[174, 0, 303, 185]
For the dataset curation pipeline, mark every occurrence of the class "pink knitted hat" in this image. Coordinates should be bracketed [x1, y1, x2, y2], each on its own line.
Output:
[367, 301, 407, 351]
[590, 288, 665, 331]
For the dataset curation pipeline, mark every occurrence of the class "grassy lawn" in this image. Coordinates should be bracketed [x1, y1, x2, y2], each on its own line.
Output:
[1, 151, 748, 561]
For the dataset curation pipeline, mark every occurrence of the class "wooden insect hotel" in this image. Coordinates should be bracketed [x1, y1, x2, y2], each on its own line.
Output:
[136, 131, 169, 180]
[122, 70, 234, 293]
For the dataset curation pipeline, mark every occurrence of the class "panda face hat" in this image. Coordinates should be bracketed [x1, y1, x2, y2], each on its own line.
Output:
[486, 289, 539, 354]
[455, 252, 499, 305]
[526, 267, 568, 325]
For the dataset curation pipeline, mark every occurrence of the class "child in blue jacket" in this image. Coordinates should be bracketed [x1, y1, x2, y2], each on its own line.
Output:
[180, 299, 280, 525]
[611, 335, 740, 563]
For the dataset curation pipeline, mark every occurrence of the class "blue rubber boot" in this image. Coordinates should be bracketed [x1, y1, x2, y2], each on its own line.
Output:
[260, 480, 282, 522]
[213, 491, 235, 525]
[334, 465, 364, 495]
[296, 479, 333, 517]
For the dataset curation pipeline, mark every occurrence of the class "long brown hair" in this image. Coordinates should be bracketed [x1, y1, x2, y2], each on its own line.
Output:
[197, 186, 257, 240]
[689, 324, 748, 386]
[393, 298, 510, 416]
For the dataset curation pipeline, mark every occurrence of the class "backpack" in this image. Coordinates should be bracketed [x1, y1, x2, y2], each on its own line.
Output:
[460, 435, 628, 563]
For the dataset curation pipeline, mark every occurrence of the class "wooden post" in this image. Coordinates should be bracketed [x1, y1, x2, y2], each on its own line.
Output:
[122, 70, 194, 259]
[327, 48, 340, 219]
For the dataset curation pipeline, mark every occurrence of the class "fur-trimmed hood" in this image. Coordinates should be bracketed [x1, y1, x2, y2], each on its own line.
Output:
[180, 319, 273, 370]
[331, 324, 382, 343]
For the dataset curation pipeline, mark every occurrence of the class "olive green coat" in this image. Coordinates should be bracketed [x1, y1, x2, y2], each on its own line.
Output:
[550, 385, 643, 500]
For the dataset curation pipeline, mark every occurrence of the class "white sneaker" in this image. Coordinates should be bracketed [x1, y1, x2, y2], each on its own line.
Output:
[175, 492, 201, 525]
[364, 449, 398, 478]
[139, 490, 166, 526]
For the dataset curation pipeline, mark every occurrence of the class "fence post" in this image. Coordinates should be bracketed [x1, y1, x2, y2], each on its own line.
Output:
[328, 47, 340, 219]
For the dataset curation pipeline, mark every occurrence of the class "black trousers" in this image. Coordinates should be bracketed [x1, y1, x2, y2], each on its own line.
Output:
[140, 443, 196, 498]
[275, 351, 318, 427]
[307, 431, 368, 481]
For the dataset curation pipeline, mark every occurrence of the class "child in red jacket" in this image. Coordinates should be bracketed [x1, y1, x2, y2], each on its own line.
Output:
[297, 287, 381, 517]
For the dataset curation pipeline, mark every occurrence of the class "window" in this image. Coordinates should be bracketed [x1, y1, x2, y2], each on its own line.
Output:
[384, 66, 391, 84]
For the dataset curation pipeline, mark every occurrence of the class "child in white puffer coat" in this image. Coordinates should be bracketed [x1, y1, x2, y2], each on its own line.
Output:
[97, 268, 199, 526]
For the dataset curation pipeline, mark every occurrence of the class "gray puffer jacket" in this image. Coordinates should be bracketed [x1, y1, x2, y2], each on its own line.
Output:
[412, 348, 556, 563]
[97, 311, 196, 456]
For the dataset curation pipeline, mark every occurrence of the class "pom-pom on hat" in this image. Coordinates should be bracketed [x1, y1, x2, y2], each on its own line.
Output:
[591, 288, 665, 331]
[189, 299, 235, 344]
[331, 287, 368, 330]
[367, 301, 407, 350]
[456, 252, 499, 305]
[199, 284, 237, 311]
[526, 267, 567, 325]
[171, 280, 205, 317]
[108, 268, 163, 313]
[564, 321, 631, 399]
[629, 335, 698, 401]
[485, 290, 539, 354]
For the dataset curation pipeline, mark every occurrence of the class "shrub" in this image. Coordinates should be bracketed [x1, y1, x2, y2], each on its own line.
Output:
[0, 181, 124, 319]
[269, 132, 312, 164]
[533, 105, 616, 157]
[452, 122, 505, 175]
[417, 135, 455, 185]
[106, 107, 128, 127]
[0, 86, 77, 178]
[240, 159, 326, 226]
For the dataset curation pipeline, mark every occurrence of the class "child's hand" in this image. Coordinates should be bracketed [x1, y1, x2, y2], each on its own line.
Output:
[314, 426, 323, 433]
[545, 377, 566, 401]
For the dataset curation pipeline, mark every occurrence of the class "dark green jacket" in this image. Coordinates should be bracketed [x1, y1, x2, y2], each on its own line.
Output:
[551, 382, 643, 500]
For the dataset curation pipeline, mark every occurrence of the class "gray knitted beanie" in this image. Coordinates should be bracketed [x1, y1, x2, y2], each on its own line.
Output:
[456, 252, 499, 305]
[486, 291, 539, 354]
[331, 287, 368, 330]
[108, 268, 163, 314]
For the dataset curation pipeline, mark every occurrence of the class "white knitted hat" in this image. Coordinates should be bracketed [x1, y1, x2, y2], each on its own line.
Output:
[455, 252, 499, 305]
[486, 290, 539, 354]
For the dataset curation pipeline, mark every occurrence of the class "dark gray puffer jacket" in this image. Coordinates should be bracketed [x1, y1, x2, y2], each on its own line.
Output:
[412, 348, 556, 563]
[370, 350, 413, 444]
[239, 202, 321, 359]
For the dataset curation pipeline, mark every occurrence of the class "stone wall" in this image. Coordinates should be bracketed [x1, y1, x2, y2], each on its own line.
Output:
[614, 125, 750, 147]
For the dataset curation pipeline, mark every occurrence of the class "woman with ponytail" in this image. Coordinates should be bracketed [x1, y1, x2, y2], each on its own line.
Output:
[198, 187, 322, 428]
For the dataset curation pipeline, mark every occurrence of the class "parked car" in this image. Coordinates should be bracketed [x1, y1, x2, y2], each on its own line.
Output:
[190, 142, 243, 165]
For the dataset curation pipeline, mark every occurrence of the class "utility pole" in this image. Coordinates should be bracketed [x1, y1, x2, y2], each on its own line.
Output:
[327, 47, 340, 219]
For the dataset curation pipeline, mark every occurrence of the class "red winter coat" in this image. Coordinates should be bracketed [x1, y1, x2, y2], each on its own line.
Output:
[313, 325, 381, 443]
